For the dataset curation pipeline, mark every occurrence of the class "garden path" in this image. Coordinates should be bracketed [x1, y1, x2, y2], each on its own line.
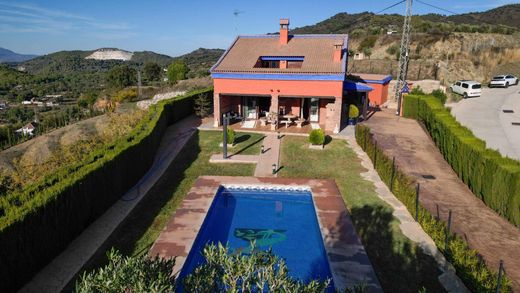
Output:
[209, 133, 281, 177]
[254, 134, 281, 177]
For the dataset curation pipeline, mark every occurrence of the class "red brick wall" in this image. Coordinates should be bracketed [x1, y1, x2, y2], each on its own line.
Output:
[279, 98, 301, 115]
[319, 98, 334, 125]
[220, 95, 240, 113]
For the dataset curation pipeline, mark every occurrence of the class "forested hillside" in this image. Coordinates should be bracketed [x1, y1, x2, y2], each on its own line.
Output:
[0, 48, 223, 102]
[291, 4, 519, 35]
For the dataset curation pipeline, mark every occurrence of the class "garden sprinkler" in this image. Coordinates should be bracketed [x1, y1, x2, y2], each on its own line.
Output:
[272, 163, 277, 174]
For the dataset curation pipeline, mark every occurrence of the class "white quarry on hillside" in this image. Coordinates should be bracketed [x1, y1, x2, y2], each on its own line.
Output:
[85, 48, 133, 61]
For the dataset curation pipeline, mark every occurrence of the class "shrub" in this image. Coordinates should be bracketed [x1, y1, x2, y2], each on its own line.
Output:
[410, 85, 425, 95]
[402, 94, 520, 228]
[358, 35, 378, 51]
[430, 89, 447, 104]
[76, 244, 331, 293]
[386, 44, 399, 56]
[309, 129, 325, 145]
[349, 104, 360, 119]
[222, 128, 235, 145]
[355, 124, 512, 292]
[75, 249, 176, 293]
[112, 88, 138, 103]
[183, 243, 331, 292]
[0, 88, 213, 292]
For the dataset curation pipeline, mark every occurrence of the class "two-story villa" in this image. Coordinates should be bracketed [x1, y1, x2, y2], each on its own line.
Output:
[210, 19, 382, 133]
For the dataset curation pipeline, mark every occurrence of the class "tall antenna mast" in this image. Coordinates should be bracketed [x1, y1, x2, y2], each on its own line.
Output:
[233, 9, 245, 33]
[395, 0, 413, 116]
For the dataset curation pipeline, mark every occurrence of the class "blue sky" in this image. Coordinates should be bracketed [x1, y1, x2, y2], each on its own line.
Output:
[0, 0, 516, 57]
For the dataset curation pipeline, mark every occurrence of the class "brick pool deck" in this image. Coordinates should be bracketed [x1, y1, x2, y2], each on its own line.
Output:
[149, 176, 382, 292]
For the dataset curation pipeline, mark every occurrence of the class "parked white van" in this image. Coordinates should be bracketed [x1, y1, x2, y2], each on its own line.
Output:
[450, 80, 482, 98]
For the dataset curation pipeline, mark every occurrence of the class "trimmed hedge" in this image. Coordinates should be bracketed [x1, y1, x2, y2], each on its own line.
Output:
[0, 88, 213, 292]
[403, 94, 520, 228]
[355, 124, 512, 292]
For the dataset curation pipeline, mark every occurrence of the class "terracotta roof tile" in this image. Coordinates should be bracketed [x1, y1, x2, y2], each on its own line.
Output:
[211, 35, 348, 74]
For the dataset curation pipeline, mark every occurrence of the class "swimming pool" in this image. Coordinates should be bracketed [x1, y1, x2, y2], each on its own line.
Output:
[178, 185, 333, 287]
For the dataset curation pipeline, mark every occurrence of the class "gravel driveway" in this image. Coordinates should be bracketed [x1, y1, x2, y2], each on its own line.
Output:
[448, 85, 520, 161]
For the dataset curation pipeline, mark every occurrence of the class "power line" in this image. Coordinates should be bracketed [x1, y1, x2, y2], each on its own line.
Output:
[340, 0, 406, 33]
[376, 0, 407, 14]
[415, 0, 458, 15]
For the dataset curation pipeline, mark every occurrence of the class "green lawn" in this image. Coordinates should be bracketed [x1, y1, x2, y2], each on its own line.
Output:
[279, 136, 444, 292]
[70, 130, 263, 290]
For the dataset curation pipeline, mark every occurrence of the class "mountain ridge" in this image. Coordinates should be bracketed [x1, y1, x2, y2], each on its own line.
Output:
[17, 47, 224, 75]
[0, 47, 38, 63]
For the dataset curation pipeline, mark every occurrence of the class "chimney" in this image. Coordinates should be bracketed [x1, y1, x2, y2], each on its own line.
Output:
[279, 19, 289, 45]
[333, 40, 343, 62]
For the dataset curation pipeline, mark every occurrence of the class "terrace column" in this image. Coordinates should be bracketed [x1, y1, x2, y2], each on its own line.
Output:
[270, 94, 279, 114]
[213, 92, 221, 127]
[333, 96, 342, 134]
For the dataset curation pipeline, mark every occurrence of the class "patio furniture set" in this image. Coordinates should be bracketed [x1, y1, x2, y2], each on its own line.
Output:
[259, 112, 306, 130]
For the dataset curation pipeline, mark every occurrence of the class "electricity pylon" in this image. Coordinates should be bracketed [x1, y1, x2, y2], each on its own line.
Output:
[395, 0, 413, 116]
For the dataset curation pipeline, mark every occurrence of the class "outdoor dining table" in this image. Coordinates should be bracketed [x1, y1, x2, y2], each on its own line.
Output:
[280, 114, 298, 128]
[282, 114, 298, 120]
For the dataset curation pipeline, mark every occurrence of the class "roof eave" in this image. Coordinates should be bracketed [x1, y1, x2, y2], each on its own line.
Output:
[209, 35, 240, 74]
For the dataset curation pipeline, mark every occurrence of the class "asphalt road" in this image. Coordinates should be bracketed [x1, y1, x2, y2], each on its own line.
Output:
[449, 85, 520, 161]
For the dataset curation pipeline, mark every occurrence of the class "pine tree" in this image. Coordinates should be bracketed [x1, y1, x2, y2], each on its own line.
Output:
[194, 93, 211, 117]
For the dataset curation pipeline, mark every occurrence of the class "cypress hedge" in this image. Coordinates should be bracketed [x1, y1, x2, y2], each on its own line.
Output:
[402, 94, 520, 229]
[0, 88, 213, 292]
[355, 124, 512, 292]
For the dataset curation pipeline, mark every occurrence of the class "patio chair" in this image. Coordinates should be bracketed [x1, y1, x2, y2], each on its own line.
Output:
[295, 118, 306, 128]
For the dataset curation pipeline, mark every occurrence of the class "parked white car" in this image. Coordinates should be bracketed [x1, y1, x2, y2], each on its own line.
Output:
[450, 80, 482, 98]
[489, 75, 519, 88]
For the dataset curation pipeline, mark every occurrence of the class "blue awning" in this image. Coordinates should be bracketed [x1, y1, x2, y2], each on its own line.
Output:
[343, 81, 374, 92]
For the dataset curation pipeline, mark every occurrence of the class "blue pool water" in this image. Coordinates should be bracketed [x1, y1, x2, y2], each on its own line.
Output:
[179, 186, 333, 288]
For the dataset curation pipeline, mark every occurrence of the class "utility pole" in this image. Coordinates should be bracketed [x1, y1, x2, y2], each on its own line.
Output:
[395, 0, 413, 116]
[137, 68, 142, 100]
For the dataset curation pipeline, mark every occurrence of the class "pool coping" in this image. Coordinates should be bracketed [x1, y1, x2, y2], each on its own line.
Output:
[149, 176, 382, 292]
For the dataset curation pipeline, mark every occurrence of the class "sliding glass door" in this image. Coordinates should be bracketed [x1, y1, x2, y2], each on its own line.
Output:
[309, 98, 319, 122]
[243, 97, 257, 119]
